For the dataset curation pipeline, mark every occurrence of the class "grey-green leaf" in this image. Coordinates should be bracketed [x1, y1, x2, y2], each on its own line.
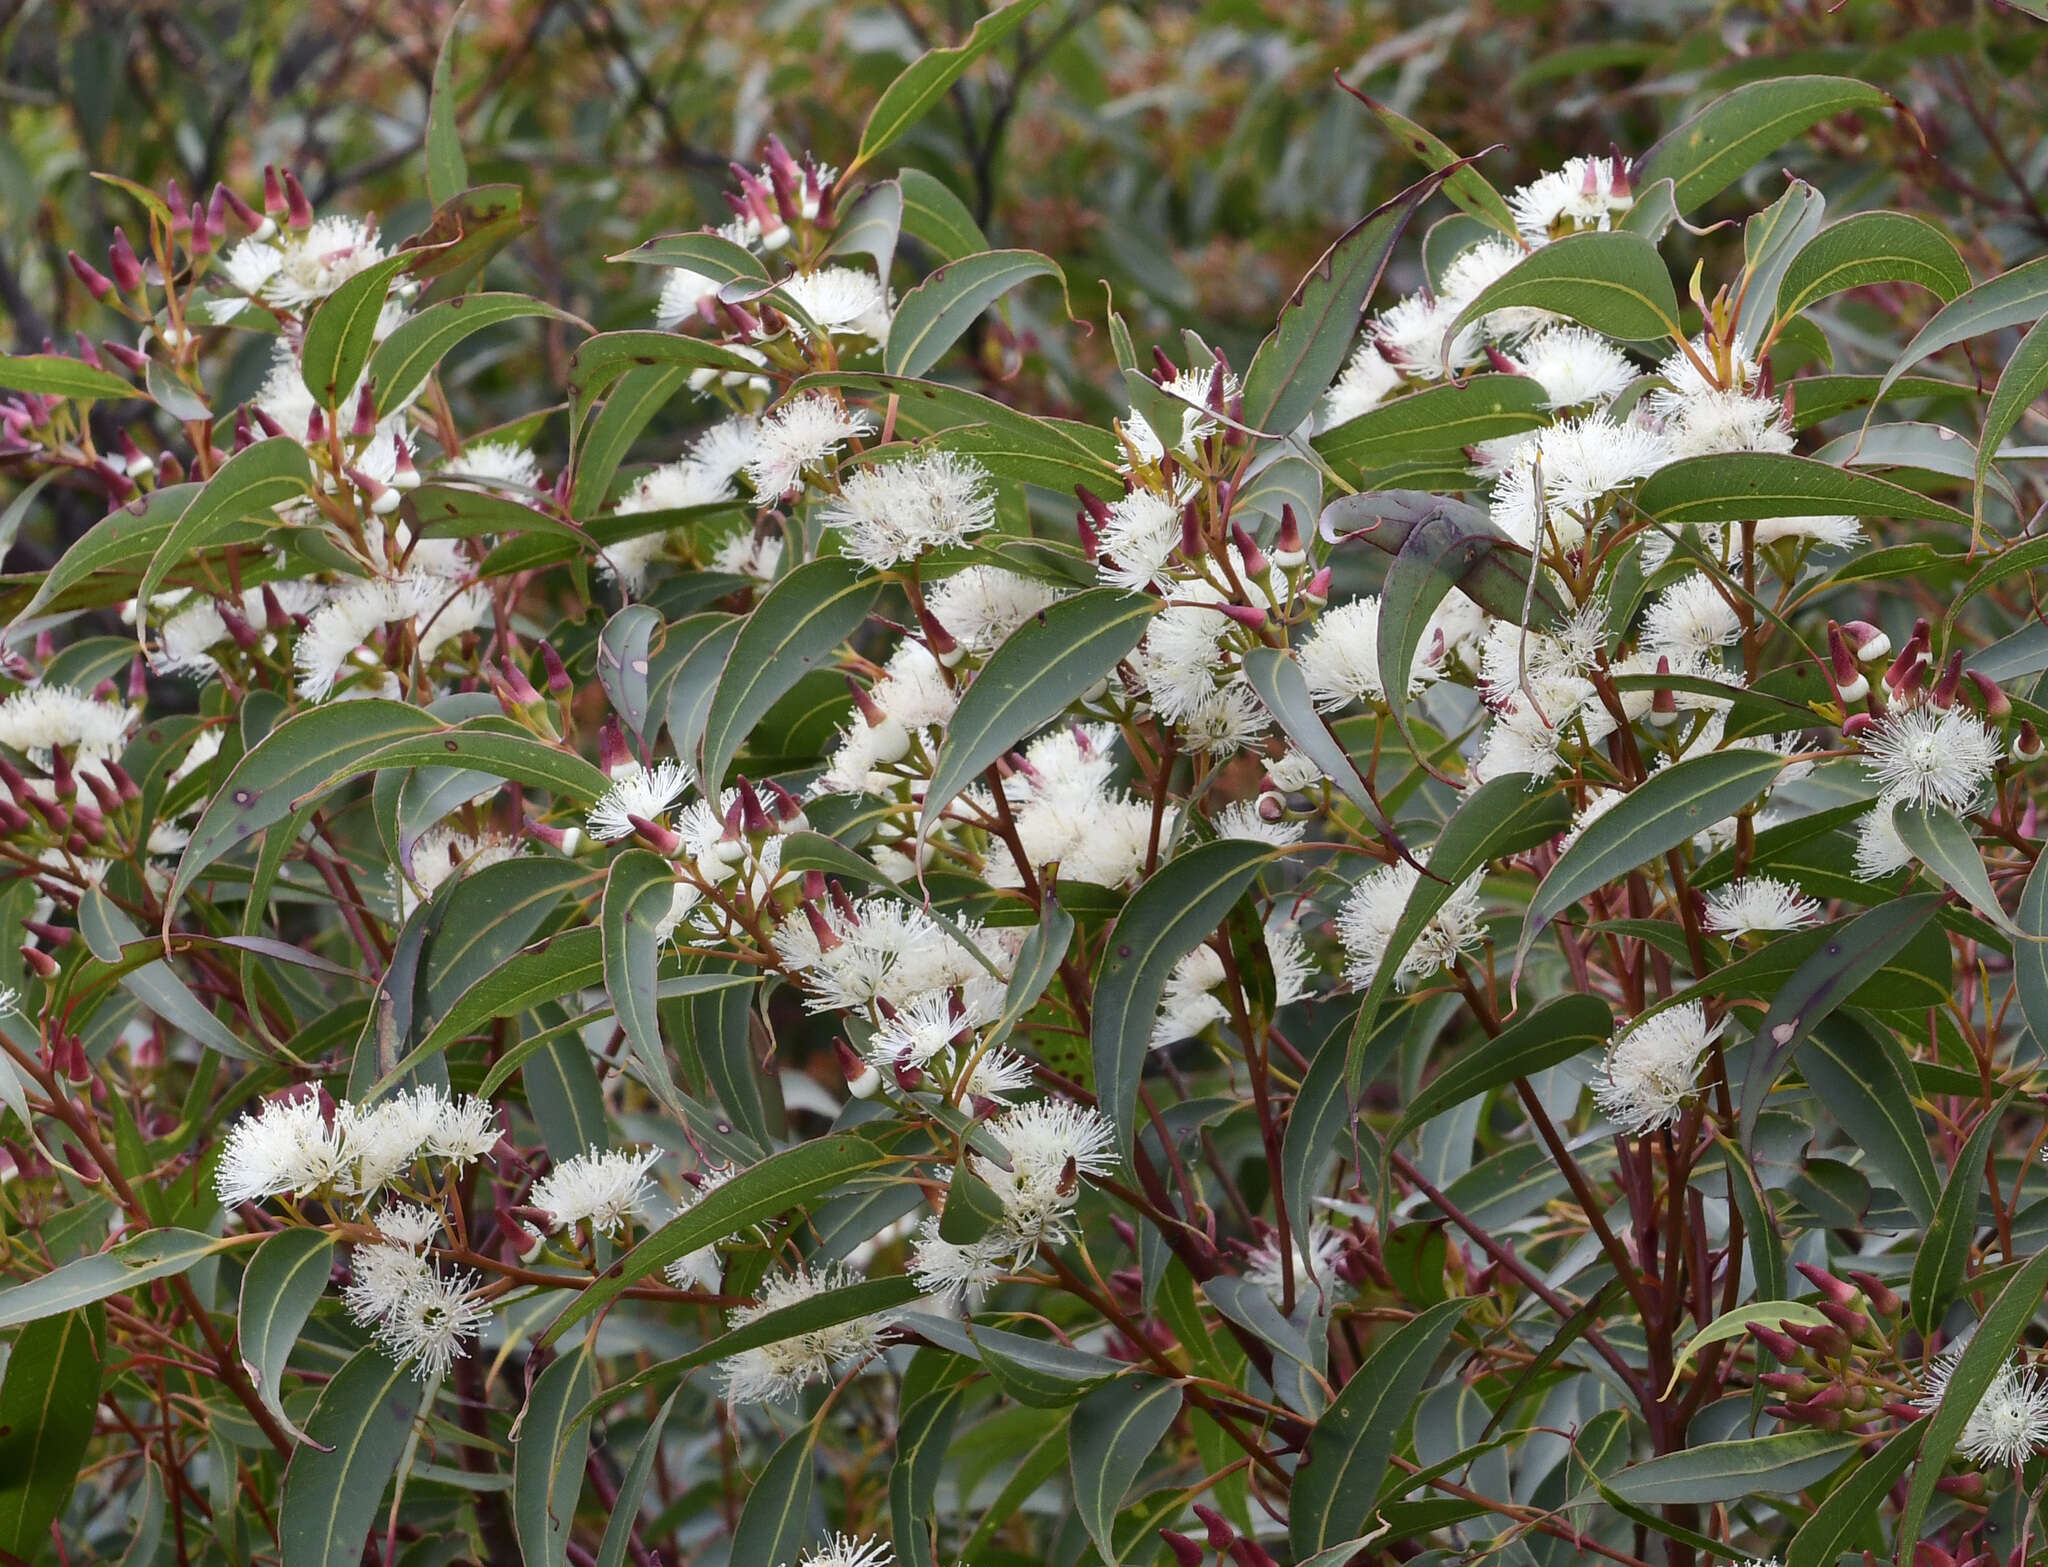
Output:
[852, 0, 1047, 169]
[513, 1342, 594, 1567]
[1892, 801, 2019, 935]
[1909, 1093, 2013, 1335]
[237, 1229, 335, 1446]
[279, 1346, 431, 1567]
[1069, 1375, 1183, 1562]
[884, 249, 1061, 379]
[919, 587, 1155, 841]
[1634, 76, 1891, 215]
[1447, 230, 1680, 351]
[0, 1227, 228, 1330]
[1772, 210, 1969, 326]
[137, 436, 313, 617]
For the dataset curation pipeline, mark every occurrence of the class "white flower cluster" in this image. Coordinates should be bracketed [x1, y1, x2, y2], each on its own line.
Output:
[214, 1085, 498, 1207]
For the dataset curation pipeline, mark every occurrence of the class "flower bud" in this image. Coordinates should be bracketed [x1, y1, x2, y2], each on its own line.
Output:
[1826, 623, 1869, 705]
[1229, 1541, 1280, 1567]
[1216, 602, 1267, 629]
[21, 945, 59, 979]
[1841, 711, 1877, 743]
[100, 339, 149, 374]
[2016, 720, 2044, 763]
[1964, 669, 2010, 718]
[1273, 504, 1307, 570]
[1930, 649, 1964, 711]
[1303, 566, 1332, 605]
[108, 229, 144, 294]
[189, 202, 211, 255]
[628, 813, 683, 855]
[68, 251, 114, 301]
[1159, 1530, 1204, 1567]
[262, 165, 288, 220]
[834, 1038, 881, 1099]
[1229, 521, 1269, 577]
[282, 170, 314, 229]
[1192, 1505, 1235, 1552]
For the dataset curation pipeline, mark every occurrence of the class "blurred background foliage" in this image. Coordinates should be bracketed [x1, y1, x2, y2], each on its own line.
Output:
[1, 0, 2044, 528]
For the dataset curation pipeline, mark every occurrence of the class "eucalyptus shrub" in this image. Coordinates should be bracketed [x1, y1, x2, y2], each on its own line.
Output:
[6, 21, 2048, 1567]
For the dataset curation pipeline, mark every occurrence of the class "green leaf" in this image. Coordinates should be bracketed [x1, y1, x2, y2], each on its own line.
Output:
[596, 604, 663, 743]
[569, 362, 692, 514]
[890, 1371, 969, 1567]
[424, 4, 469, 205]
[698, 556, 878, 788]
[830, 178, 903, 277]
[1069, 1375, 1183, 1562]
[1240, 169, 1443, 436]
[279, 1346, 431, 1567]
[1634, 75, 1892, 214]
[920, 587, 1154, 840]
[1600, 1431, 1859, 1506]
[137, 437, 313, 616]
[1664, 1302, 1831, 1396]
[601, 849, 683, 1117]
[2017, 852, 2048, 1055]
[1782, 1422, 1919, 1567]
[1733, 180, 1825, 346]
[1348, 773, 1571, 1076]
[566, 330, 762, 427]
[115, 1456, 165, 1567]
[983, 895, 1074, 1052]
[1773, 211, 1969, 325]
[513, 1342, 594, 1567]
[0, 352, 136, 401]
[1735, 895, 1943, 1147]
[237, 1229, 335, 1446]
[1386, 995, 1613, 1151]
[1899, 1245, 2048, 1547]
[1322, 490, 1572, 627]
[732, 1422, 820, 1567]
[592, 1384, 681, 1567]
[1240, 648, 1403, 841]
[1311, 375, 1549, 486]
[1893, 801, 2019, 935]
[1091, 840, 1278, 1165]
[176, 708, 608, 909]
[852, 0, 1047, 170]
[543, 1133, 895, 1341]
[898, 168, 990, 262]
[585, 1277, 922, 1419]
[1878, 253, 2048, 405]
[1447, 230, 1681, 351]
[1290, 1299, 1467, 1557]
[300, 251, 426, 409]
[885, 249, 1061, 378]
[1802, 1015, 1939, 1225]
[0, 1227, 227, 1330]
[370, 294, 579, 417]
[0, 1306, 105, 1559]
[2, 483, 198, 630]
[1910, 1093, 2014, 1335]
[1348, 92, 1517, 235]
[406, 927, 600, 1092]
[1974, 315, 2048, 528]
[1637, 451, 1974, 530]
[1517, 749, 1784, 978]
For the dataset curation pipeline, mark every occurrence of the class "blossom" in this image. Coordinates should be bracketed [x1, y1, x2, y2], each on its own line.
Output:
[926, 566, 1064, 654]
[586, 759, 692, 842]
[1593, 1003, 1724, 1134]
[1702, 876, 1821, 939]
[0, 684, 137, 765]
[820, 450, 996, 569]
[1247, 1221, 1347, 1305]
[1854, 806, 1914, 879]
[1958, 1359, 2048, 1468]
[866, 990, 965, 1070]
[1488, 417, 1670, 550]
[1508, 156, 1633, 242]
[1641, 574, 1743, 662]
[718, 1262, 893, 1405]
[662, 1163, 740, 1290]
[1213, 800, 1303, 849]
[1096, 490, 1184, 589]
[378, 1263, 492, 1381]
[1151, 943, 1229, 1048]
[215, 1093, 351, 1205]
[373, 1203, 442, 1247]
[1321, 340, 1402, 426]
[744, 392, 874, 497]
[530, 1146, 660, 1238]
[443, 440, 543, 491]
[396, 826, 521, 916]
[1336, 863, 1485, 989]
[1859, 705, 2001, 813]
[338, 1089, 442, 1192]
[973, 1099, 1116, 1249]
[778, 265, 891, 342]
[1513, 325, 1636, 409]
[908, 1213, 1011, 1305]
[342, 1242, 429, 1327]
[792, 1534, 895, 1567]
[1298, 595, 1438, 711]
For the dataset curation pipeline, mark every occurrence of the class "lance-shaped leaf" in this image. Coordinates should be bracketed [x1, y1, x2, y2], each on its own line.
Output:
[891, 1375, 969, 1567]
[733, 1422, 821, 1567]
[238, 1229, 335, 1446]
[1319, 489, 1572, 626]
[1517, 749, 1785, 980]
[1312, 375, 1549, 487]
[699, 556, 878, 788]
[602, 849, 688, 1119]
[1241, 647, 1416, 856]
[1877, 252, 2048, 405]
[1975, 315, 2048, 527]
[920, 587, 1155, 841]
[2017, 852, 2048, 1054]
[851, 0, 1047, 170]
[513, 1342, 594, 1567]
[0, 1228, 229, 1331]
[1348, 774, 1570, 1080]
[606, 227, 770, 279]
[982, 895, 1074, 1053]
[1385, 995, 1613, 1153]
[1899, 1245, 2048, 1547]
[1445, 231, 1681, 352]
[279, 1346, 432, 1567]
[567, 329, 764, 425]
[885, 249, 1061, 378]
[1241, 167, 1445, 437]
[4, 482, 199, 630]
[1070, 1375, 1184, 1562]
[1735, 893, 1941, 1146]
[1598, 1431, 1860, 1507]
[829, 178, 903, 275]
[596, 603, 662, 743]
[1347, 92, 1516, 235]
[137, 437, 313, 616]
[543, 1133, 896, 1340]
[300, 251, 427, 410]
[0, 353, 136, 401]
[423, 4, 467, 203]
[1634, 76, 1892, 215]
[570, 362, 692, 513]
[1091, 840, 1278, 1165]
[370, 293, 581, 417]
[593, 1383, 682, 1567]
[1290, 1298, 1467, 1557]
[1892, 801, 2019, 936]
[899, 168, 991, 262]
[1783, 1423, 1919, 1567]
[1772, 211, 1969, 326]
[1636, 451, 1974, 529]
[0, 1307, 105, 1560]
[1732, 180, 1826, 347]
[1910, 1091, 2015, 1336]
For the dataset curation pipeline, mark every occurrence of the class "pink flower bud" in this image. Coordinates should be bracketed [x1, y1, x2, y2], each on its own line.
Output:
[263, 165, 288, 220]
[68, 251, 114, 301]
[108, 229, 144, 294]
[282, 170, 314, 229]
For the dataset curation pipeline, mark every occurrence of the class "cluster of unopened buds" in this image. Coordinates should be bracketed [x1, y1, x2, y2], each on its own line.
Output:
[1160, 1504, 1284, 1567]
